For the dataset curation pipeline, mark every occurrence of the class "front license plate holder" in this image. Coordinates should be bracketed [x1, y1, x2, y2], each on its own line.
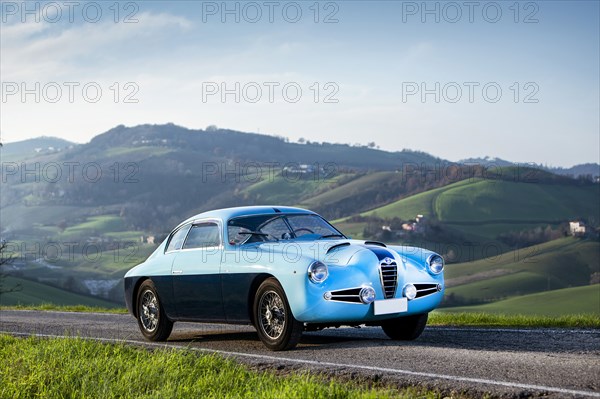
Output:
[373, 298, 408, 315]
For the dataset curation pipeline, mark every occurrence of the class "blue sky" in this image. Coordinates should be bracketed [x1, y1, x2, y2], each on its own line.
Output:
[1, 0, 598, 166]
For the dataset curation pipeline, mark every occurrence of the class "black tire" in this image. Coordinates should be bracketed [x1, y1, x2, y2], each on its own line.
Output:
[253, 278, 303, 351]
[381, 313, 428, 340]
[136, 279, 173, 341]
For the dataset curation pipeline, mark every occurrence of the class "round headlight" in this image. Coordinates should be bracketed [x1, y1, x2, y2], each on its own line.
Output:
[427, 254, 444, 274]
[403, 283, 417, 300]
[307, 261, 328, 283]
[359, 286, 376, 304]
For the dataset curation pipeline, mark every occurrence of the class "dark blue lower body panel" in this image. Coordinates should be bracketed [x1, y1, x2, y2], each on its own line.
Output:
[124, 275, 177, 319]
[125, 273, 263, 324]
[173, 274, 224, 320]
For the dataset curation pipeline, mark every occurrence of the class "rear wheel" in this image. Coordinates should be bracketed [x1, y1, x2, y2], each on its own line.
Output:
[253, 278, 303, 351]
[136, 279, 173, 341]
[381, 313, 428, 340]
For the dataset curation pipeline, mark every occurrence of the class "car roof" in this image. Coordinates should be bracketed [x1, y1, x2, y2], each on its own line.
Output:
[176, 206, 317, 228]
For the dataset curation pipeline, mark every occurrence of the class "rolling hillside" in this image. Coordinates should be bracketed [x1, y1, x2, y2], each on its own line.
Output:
[362, 178, 598, 228]
[0, 137, 76, 162]
[1, 124, 444, 231]
[440, 285, 600, 316]
[2, 124, 599, 311]
[0, 277, 120, 308]
[441, 237, 599, 314]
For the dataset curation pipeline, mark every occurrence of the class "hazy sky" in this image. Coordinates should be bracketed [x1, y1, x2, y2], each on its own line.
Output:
[1, 1, 598, 167]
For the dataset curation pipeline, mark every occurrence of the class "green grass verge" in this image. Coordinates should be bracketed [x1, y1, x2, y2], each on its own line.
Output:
[1, 304, 598, 329]
[0, 335, 442, 399]
[429, 311, 600, 328]
[0, 304, 128, 313]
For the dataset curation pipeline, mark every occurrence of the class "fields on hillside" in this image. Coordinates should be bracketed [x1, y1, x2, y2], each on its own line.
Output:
[362, 179, 599, 237]
[2, 146, 598, 316]
[441, 285, 599, 316]
[442, 237, 599, 314]
[0, 277, 120, 307]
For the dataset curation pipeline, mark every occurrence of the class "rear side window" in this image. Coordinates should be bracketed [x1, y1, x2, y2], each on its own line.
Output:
[165, 224, 191, 252]
[183, 223, 221, 249]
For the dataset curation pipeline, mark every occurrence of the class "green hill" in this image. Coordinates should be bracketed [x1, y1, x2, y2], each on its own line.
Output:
[333, 177, 598, 264]
[363, 179, 598, 225]
[434, 179, 598, 223]
[444, 237, 599, 306]
[361, 179, 473, 220]
[298, 172, 405, 218]
[442, 285, 600, 316]
[2, 124, 598, 311]
[0, 136, 76, 162]
[240, 172, 352, 206]
[0, 277, 120, 308]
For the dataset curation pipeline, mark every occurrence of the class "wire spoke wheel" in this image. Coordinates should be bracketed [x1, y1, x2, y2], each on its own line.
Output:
[139, 289, 159, 332]
[136, 280, 173, 341]
[253, 278, 303, 351]
[259, 291, 286, 339]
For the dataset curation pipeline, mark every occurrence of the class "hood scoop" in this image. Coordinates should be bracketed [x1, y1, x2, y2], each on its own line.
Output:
[325, 242, 351, 254]
[364, 240, 387, 248]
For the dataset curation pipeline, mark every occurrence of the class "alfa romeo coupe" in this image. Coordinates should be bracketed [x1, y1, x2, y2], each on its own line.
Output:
[124, 206, 445, 350]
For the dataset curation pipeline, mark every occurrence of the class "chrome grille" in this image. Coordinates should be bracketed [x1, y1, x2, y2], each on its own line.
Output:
[327, 288, 362, 303]
[379, 258, 397, 299]
[414, 283, 441, 298]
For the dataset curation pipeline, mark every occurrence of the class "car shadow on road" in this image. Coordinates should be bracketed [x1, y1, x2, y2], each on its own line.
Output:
[165, 325, 598, 354]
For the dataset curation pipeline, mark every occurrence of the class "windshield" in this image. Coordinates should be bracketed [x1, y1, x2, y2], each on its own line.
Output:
[227, 214, 345, 245]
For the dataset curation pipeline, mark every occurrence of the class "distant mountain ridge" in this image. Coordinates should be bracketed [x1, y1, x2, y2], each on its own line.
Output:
[4, 126, 597, 174]
[78, 123, 442, 169]
[3, 123, 596, 231]
[1, 136, 76, 160]
[460, 157, 599, 178]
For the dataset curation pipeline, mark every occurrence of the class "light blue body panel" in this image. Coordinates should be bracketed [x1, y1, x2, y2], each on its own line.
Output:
[124, 206, 444, 324]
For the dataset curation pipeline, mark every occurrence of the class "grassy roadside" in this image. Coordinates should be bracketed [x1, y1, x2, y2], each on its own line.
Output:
[2, 305, 598, 328]
[0, 304, 129, 314]
[0, 335, 442, 399]
[429, 312, 600, 329]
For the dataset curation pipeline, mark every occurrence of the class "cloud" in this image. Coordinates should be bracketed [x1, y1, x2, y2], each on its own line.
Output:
[1, 11, 192, 81]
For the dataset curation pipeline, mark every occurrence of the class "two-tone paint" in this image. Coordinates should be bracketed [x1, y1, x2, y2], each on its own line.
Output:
[124, 206, 444, 327]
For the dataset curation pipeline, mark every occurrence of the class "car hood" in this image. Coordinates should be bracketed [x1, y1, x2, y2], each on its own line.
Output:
[255, 239, 438, 268]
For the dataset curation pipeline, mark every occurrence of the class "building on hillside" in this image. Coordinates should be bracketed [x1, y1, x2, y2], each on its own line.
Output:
[569, 221, 586, 236]
[140, 235, 156, 244]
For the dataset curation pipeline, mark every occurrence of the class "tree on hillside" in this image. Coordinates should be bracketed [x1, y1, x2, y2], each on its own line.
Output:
[0, 242, 21, 296]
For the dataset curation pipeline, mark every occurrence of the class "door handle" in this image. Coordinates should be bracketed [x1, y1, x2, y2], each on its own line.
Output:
[172, 270, 183, 274]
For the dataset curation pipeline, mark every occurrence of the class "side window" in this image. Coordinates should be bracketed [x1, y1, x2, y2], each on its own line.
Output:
[183, 223, 221, 249]
[165, 224, 191, 253]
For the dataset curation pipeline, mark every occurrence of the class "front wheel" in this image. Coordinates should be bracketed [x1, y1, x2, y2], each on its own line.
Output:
[136, 279, 173, 341]
[381, 313, 428, 340]
[253, 278, 303, 351]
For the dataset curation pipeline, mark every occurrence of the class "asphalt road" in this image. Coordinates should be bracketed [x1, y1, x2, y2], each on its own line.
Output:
[1, 310, 599, 398]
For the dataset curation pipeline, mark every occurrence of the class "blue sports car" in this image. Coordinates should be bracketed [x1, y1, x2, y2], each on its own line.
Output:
[124, 206, 445, 350]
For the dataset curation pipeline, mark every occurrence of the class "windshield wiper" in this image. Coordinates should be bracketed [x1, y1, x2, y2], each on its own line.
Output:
[238, 231, 279, 241]
[319, 234, 346, 239]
